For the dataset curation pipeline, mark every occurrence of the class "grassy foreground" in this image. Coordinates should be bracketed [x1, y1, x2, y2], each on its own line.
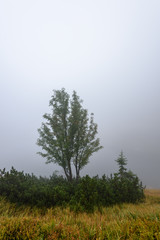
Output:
[0, 189, 160, 239]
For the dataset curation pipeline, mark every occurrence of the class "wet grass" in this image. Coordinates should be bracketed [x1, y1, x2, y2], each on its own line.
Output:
[0, 189, 160, 239]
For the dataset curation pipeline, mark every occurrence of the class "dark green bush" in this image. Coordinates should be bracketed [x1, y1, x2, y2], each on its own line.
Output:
[110, 171, 145, 204]
[0, 165, 145, 212]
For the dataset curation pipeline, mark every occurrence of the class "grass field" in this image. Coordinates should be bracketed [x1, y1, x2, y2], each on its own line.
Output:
[0, 189, 160, 239]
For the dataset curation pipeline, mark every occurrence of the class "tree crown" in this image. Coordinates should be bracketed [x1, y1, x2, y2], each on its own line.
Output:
[37, 88, 103, 181]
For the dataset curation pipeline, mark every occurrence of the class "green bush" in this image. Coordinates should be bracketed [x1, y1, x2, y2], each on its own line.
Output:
[0, 163, 145, 212]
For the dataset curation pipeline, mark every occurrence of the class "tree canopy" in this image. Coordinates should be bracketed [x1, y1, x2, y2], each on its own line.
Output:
[37, 88, 103, 181]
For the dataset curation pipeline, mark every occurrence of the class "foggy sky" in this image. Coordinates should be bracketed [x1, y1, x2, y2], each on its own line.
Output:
[0, 0, 160, 188]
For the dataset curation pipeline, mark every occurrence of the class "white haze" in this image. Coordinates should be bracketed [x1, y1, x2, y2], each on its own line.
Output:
[0, 0, 160, 188]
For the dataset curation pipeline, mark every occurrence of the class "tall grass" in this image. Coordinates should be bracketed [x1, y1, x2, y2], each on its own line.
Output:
[0, 189, 160, 239]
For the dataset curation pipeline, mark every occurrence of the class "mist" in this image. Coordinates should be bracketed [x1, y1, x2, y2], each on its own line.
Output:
[0, 0, 160, 188]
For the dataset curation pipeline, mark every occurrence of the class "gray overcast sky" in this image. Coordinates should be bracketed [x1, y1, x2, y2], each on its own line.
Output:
[0, 0, 160, 188]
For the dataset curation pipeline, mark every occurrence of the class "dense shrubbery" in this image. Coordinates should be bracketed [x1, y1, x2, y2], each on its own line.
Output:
[0, 164, 145, 212]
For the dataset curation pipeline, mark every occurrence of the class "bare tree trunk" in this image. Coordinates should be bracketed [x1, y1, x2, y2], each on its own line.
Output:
[66, 157, 72, 182]
[76, 166, 80, 181]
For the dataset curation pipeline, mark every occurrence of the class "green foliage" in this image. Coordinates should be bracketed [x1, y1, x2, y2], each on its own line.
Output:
[110, 152, 145, 203]
[0, 157, 145, 213]
[70, 175, 115, 213]
[115, 151, 127, 177]
[0, 167, 71, 208]
[70, 175, 99, 213]
[37, 88, 102, 181]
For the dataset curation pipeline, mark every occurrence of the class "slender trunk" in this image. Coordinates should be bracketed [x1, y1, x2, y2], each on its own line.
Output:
[76, 166, 80, 181]
[68, 159, 72, 182]
[64, 168, 70, 181]
[74, 154, 80, 181]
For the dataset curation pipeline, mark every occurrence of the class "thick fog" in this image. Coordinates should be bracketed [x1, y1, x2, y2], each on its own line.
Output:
[0, 0, 160, 188]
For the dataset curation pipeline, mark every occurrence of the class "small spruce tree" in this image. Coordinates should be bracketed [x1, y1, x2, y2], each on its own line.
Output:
[115, 151, 127, 177]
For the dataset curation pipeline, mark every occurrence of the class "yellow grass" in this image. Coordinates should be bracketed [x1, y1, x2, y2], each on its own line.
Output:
[145, 188, 160, 198]
[0, 189, 160, 239]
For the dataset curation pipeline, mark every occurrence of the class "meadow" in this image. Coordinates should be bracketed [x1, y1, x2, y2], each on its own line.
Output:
[0, 189, 160, 239]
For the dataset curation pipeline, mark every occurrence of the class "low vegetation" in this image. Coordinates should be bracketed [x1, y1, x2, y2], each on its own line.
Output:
[0, 160, 144, 213]
[0, 151, 149, 239]
[0, 189, 159, 239]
